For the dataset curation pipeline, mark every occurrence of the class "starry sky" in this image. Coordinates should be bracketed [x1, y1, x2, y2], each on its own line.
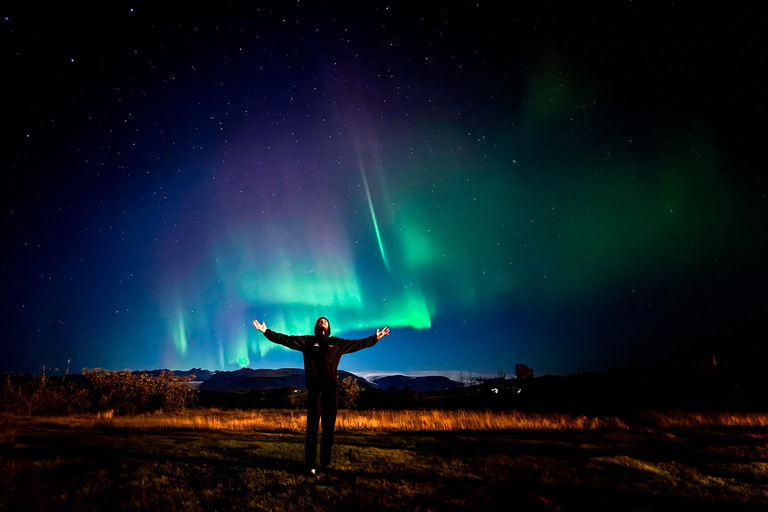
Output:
[2, 2, 766, 377]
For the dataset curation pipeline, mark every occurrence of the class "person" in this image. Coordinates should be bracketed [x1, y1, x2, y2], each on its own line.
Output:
[252, 316, 390, 475]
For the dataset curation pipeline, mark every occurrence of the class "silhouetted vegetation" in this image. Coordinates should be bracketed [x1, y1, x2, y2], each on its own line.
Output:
[0, 374, 89, 416]
[0, 370, 197, 416]
[515, 363, 534, 379]
[339, 376, 360, 409]
[244, 386, 306, 409]
[358, 385, 420, 410]
[84, 369, 197, 414]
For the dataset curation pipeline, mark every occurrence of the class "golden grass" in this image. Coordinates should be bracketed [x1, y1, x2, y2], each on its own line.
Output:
[643, 411, 768, 428]
[10, 409, 768, 433]
[23, 408, 630, 432]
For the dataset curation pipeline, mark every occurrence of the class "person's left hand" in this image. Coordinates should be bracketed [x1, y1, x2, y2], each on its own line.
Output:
[376, 327, 390, 340]
[252, 319, 267, 333]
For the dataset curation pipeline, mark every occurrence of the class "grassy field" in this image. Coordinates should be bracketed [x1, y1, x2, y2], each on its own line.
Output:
[2, 410, 768, 511]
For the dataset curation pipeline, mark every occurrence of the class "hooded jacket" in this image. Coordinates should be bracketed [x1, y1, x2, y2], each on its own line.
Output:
[264, 317, 378, 388]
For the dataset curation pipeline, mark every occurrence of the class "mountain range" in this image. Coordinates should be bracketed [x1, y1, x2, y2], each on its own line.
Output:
[143, 368, 465, 393]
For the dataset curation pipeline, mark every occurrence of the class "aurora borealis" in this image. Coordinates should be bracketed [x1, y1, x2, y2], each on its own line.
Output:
[2, 3, 766, 376]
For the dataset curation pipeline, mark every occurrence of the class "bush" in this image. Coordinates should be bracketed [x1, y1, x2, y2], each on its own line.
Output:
[339, 376, 360, 409]
[0, 370, 197, 416]
[83, 369, 197, 415]
[0, 375, 90, 416]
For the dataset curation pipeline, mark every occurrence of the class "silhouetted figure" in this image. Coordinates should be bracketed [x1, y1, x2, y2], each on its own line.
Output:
[253, 316, 389, 475]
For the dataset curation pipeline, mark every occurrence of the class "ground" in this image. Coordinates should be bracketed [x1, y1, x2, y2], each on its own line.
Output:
[1, 414, 768, 511]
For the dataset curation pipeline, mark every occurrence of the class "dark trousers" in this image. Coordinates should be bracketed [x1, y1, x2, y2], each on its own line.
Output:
[305, 384, 339, 468]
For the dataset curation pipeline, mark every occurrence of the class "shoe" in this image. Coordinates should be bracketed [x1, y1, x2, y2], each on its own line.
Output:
[306, 468, 317, 477]
[320, 465, 334, 474]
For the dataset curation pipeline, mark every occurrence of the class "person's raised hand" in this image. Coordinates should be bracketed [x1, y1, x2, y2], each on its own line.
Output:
[252, 319, 267, 333]
[376, 327, 390, 340]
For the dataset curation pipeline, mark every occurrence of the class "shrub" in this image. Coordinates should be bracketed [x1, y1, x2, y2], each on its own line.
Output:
[83, 369, 197, 415]
[339, 376, 360, 409]
[0, 370, 197, 416]
[0, 375, 90, 416]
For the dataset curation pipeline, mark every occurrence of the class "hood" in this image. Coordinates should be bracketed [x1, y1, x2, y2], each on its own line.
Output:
[314, 317, 330, 337]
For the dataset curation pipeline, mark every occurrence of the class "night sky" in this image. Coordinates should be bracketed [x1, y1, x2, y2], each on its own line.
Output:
[2, 2, 766, 377]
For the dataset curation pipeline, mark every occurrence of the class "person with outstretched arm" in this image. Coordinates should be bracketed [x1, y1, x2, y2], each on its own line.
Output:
[252, 316, 390, 475]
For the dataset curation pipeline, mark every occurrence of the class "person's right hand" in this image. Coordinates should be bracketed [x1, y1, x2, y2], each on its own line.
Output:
[252, 319, 267, 333]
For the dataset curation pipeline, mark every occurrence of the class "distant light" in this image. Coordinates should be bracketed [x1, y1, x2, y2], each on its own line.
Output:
[491, 388, 498, 394]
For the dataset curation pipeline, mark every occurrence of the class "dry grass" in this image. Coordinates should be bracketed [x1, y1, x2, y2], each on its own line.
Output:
[14, 409, 768, 433]
[22, 408, 633, 432]
[124, 409, 768, 432]
[643, 410, 768, 428]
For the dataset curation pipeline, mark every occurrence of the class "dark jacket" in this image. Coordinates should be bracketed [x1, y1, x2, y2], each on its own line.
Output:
[264, 319, 377, 388]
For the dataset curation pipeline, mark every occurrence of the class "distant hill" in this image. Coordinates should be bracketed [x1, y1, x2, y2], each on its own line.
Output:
[142, 368, 213, 381]
[371, 375, 465, 393]
[130, 367, 465, 393]
[198, 368, 376, 392]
